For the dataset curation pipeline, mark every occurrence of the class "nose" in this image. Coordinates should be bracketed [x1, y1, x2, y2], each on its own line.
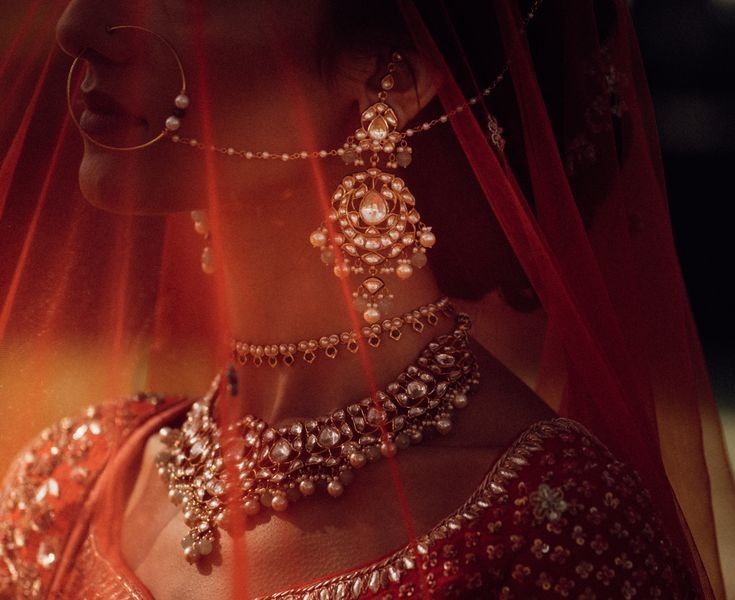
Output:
[55, 0, 135, 63]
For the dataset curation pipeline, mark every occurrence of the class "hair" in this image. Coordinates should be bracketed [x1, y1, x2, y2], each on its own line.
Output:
[316, 1, 621, 312]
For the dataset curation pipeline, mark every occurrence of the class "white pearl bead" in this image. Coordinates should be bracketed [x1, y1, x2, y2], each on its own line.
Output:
[436, 418, 452, 434]
[165, 115, 181, 131]
[349, 452, 367, 468]
[380, 441, 397, 457]
[363, 307, 381, 324]
[309, 230, 327, 247]
[327, 480, 344, 497]
[175, 93, 190, 109]
[419, 231, 436, 248]
[197, 538, 213, 555]
[365, 445, 381, 461]
[299, 479, 316, 496]
[244, 498, 260, 515]
[201, 247, 214, 274]
[395, 263, 413, 280]
[411, 252, 428, 268]
[333, 263, 350, 278]
[320, 248, 335, 264]
[452, 393, 468, 409]
[271, 495, 289, 511]
[410, 431, 423, 444]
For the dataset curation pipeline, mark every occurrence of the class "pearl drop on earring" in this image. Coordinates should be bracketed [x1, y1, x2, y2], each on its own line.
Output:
[191, 210, 214, 275]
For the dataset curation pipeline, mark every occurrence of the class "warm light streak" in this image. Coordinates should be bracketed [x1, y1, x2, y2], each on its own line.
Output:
[0, 0, 43, 82]
[0, 49, 73, 345]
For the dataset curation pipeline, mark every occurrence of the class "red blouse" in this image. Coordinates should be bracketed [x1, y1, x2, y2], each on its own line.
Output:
[0, 390, 698, 599]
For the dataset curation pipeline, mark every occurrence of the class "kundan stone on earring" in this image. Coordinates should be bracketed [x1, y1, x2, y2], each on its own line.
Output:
[309, 52, 434, 324]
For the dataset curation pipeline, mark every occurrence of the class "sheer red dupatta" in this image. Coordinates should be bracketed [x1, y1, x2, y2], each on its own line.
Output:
[400, 0, 732, 597]
[0, 0, 732, 597]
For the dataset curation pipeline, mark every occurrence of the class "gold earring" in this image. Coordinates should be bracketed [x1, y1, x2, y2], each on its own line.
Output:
[191, 210, 214, 274]
[309, 52, 435, 325]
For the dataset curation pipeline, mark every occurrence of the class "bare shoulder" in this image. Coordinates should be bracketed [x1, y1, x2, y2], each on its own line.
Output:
[424, 335, 557, 450]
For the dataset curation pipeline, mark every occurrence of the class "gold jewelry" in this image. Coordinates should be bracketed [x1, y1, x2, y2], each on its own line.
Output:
[156, 312, 479, 563]
[230, 296, 453, 367]
[66, 25, 189, 151]
[309, 52, 435, 325]
[190, 210, 214, 274]
[65, 3, 545, 155]
[163, 0, 547, 161]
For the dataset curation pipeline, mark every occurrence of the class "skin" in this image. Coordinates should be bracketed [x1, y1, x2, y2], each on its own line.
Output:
[56, 1, 555, 596]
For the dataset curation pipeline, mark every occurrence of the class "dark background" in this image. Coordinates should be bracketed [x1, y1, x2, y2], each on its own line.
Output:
[631, 0, 734, 413]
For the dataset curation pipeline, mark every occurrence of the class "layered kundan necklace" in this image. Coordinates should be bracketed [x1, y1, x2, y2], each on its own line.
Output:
[155, 302, 480, 563]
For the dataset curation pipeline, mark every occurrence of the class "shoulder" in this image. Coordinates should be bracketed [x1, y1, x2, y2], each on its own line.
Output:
[477, 417, 699, 598]
[398, 418, 698, 598]
[0, 391, 184, 598]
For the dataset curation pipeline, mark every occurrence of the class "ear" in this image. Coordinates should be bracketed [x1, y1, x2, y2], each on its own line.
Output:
[351, 49, 441, 130]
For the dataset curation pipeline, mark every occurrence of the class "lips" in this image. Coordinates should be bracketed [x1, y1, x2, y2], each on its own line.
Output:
[79, 89, 147, 137]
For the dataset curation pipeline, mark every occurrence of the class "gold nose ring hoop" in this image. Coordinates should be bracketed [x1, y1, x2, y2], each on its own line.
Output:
[66, 24, 189, 151]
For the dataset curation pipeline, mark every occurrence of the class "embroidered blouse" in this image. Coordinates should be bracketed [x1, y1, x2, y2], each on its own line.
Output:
[0, 391, 698, 599]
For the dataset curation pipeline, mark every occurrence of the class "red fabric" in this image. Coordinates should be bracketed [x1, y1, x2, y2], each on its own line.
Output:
[0, 1, 731, 598]
[0, 391, 698, 598]
[398, 1, 732, 596]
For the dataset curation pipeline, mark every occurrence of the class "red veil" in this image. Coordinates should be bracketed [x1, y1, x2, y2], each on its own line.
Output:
[0, 0, 732, 598]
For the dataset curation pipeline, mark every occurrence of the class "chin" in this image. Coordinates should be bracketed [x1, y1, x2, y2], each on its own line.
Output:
[78, 144, 203, 215]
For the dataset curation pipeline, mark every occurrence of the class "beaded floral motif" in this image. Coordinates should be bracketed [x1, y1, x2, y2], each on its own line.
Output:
[255, 417, 698, 599]
[0, 392, 176, 599]
[529, 483, 568, 523]
[2, 410, 700, 599]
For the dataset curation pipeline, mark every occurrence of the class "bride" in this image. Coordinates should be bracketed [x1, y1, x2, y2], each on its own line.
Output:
[0, 0, 727, 598]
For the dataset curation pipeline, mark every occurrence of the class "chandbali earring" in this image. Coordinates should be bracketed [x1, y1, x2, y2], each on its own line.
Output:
[66, 24, 189, 151]
[191, 210, 214, 274]
[308, 52, 436, 325]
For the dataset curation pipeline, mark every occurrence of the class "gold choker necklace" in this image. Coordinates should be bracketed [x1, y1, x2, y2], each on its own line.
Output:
[230, 296, 453, 367]
[155, 311, 479, 563]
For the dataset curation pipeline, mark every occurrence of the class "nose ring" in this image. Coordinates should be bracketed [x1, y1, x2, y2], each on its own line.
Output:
[66, 24, 189, 151]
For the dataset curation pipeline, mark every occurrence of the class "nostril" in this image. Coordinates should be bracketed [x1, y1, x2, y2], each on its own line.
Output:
[55, 9, 136, 64]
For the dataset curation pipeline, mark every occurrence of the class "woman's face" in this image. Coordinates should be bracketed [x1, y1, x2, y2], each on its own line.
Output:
[55, 1, 371, 214]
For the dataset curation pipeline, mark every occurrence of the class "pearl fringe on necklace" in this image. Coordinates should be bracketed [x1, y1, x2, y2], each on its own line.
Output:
[155, 311, 479, 563]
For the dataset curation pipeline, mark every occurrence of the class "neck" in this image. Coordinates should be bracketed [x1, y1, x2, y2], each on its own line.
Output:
[212, 165, 451, 429]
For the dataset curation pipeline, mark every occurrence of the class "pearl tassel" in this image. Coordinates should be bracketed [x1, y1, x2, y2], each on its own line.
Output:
[191, 210, 214, 274]
[156, 313, 479, 563]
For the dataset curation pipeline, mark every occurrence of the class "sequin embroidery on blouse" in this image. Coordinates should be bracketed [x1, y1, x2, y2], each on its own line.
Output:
[1, 411, 699, 599]
[0, 392, 175, 599]
[252, 418, 698, 599]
